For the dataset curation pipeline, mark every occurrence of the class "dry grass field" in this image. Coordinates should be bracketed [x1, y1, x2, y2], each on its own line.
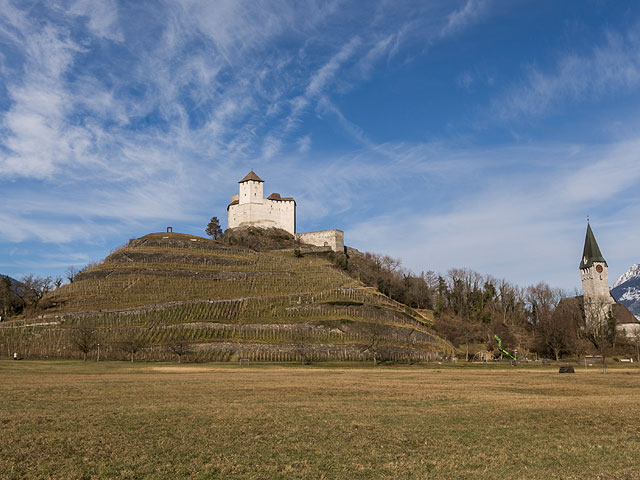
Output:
[1, 361, 639, 479]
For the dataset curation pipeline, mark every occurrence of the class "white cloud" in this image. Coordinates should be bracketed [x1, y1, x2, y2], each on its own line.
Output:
[344, 138, 640, 289]
[285, 36, 362, 132]
[440, 0, 490, 38]
[296, 135, 311, 153]
[0, 0, 29, 44]
[4, 0, 637, 293]
[69, 0, 123, 42]
[261, 135, 281, 160]
[494, 29, 640, 119]
[457, 71, 474, 89]
[0, 24, 91, 179]
[562, 139, 640, 204]
[356, 35, 395, 78]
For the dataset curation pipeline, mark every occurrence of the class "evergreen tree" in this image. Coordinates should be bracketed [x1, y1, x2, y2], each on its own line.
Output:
[205, 216, 223, 239]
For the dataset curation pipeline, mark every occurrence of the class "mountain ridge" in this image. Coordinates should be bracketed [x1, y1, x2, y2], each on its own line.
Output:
[611, 264, 640, 320]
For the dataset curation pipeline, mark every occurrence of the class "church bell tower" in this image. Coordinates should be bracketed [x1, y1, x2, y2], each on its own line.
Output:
[580, 222, 614, 327]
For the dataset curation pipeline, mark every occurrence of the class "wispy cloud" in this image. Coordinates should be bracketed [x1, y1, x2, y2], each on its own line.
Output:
[69, 0, 123, 42]
[1, 19, 90, 179]
[285, 36, 362, 132]
[494, 28, 640, 119]
[561, 139, 640, 203]
[347, 137, 640, 288]
[2, 0, 637, 291]
[439, 0, 491, 38]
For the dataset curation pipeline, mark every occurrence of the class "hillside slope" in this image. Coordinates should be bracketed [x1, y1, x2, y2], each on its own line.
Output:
[0, 232, 451, 362]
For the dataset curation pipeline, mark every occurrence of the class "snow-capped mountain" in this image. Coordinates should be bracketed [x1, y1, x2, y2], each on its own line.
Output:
[611, 264, 640, 320]
[612, 264, 640, 289]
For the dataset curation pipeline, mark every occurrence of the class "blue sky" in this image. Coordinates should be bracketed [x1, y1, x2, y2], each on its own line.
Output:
[1, 0, 640, 291]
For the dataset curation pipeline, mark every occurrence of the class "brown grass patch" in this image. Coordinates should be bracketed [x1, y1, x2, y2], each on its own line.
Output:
[1, 361, 639, 479]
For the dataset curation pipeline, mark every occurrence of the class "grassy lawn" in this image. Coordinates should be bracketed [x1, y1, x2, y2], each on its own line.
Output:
[1, 361, 639, 479]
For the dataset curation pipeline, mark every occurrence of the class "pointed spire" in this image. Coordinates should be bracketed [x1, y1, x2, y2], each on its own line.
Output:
[580, 223, 607, 269]
[238, 171, 264, 183]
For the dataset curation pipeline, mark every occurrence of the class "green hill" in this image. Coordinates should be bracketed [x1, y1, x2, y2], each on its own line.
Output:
[0, 232, 451, 362]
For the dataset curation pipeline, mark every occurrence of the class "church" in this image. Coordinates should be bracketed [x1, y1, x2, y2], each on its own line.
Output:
[227, 171, 344, 253]
[579, 223, 639, 336]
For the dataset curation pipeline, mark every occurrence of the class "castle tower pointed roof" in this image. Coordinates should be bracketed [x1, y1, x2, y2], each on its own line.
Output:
[580, 223, 607, 269]
[239, 171, 264, 183]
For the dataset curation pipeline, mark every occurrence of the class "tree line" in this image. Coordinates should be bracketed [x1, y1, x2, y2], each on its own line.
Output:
[4, 247, 639, 363]
[338, 252, 640, 362]
[67, 327, 193, 363]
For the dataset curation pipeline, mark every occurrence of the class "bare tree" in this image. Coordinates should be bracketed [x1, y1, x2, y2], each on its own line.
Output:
[168, 330, 193, 363]
[434, 314, 482, 361]
[65, 266, 78, 284]
[291, 327, 312, 364]
[19, 275, 55, 311]
[69, 327, 98, 361]
[631, 328, 640, 367]
[361, 322, 390, 365]
[119, 332, 148, 362]
[583, 298, 617, 373]
[526, 283, 563, 328]
[537, 299, 580, 361]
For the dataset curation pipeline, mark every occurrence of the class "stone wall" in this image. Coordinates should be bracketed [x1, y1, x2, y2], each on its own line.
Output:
[581, 261, 616, 329]
[581, 262, 612, 299]
[296, 229, 344, 253]
[617, 322, 640, 337]
[228, 197, 295, 234]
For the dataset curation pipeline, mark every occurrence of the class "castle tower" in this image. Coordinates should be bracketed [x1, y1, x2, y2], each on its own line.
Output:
[580, 222, 615, 328]
[238, 170, 264, 205]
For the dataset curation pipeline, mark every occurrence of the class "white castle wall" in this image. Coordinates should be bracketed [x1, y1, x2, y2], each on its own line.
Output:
[296, 230, 344, 253]
[228, 200, 295, 234]
[228, 179, 296, 234]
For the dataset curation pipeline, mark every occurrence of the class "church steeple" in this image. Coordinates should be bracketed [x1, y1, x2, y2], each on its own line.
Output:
[580, 222, 607, 269]
[579, 222, 614, 329]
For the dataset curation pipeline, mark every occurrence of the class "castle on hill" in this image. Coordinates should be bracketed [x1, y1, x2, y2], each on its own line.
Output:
[227, 171, 296, 233]
[227, 171, 344, 252]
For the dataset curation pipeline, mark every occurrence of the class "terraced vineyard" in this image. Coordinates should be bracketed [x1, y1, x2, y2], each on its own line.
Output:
[0, 232, 451, 362]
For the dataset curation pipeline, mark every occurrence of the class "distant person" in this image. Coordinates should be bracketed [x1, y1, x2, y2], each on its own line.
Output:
[13, 352, 18, 360]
